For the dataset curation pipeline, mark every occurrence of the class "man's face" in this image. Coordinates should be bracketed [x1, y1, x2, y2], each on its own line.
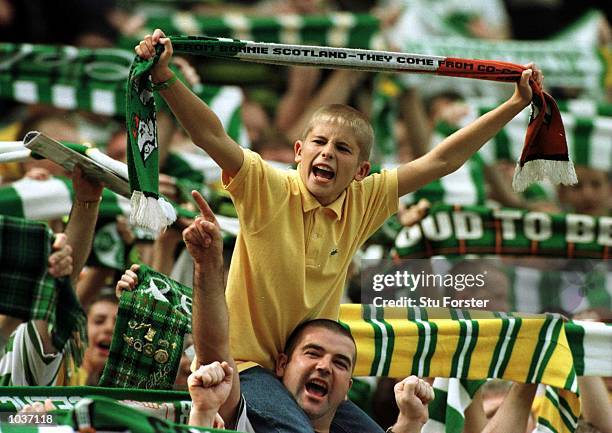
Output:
[294, 121, 370, 206]
[558, 166, 610, 216]
[276, 327, 355, 428]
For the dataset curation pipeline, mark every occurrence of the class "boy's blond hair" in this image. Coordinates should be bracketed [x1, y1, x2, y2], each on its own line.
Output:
[301, 104, 373, 161]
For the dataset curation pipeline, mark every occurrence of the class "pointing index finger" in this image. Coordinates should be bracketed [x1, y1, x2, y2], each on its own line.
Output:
[191, 190, 216, 221]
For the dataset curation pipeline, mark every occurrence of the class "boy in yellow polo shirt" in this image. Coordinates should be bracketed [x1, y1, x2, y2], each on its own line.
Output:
[136, 29, 541, 433]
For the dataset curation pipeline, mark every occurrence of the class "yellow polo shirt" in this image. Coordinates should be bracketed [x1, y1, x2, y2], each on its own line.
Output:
[223, 149, 398, 369]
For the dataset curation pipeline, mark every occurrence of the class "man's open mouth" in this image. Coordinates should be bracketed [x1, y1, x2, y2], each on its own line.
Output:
[305, 379, 329, 397]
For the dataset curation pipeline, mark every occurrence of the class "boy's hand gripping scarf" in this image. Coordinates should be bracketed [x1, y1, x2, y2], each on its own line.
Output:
[127, 36, 577, 231]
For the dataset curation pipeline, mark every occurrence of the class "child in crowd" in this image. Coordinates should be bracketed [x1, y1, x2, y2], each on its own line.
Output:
[136, 28, 541, 432]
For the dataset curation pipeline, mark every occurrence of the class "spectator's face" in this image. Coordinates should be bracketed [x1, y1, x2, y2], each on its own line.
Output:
[558, 167, 610, 216]
[295, 120, 369, 205]
[84, 300, 117, 374]
[276, 327, 355, 428]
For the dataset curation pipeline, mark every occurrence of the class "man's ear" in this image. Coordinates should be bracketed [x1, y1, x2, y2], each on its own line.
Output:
[354, 160, 371, 181]
[276, 353, 288, 377]
[294, 140, 303, 164]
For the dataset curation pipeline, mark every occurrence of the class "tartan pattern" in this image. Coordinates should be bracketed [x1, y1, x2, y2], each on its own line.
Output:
[391, 204, 610, 259]
[99, 266, 191, 389]
[0, 216, 86, 355]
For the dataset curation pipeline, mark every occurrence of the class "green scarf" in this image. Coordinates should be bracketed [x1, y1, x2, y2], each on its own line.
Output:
[120, 12, 381, 50]
[386, 204, 611, 259]
[0, 386, 192, 424]
[99, 265, 192, 389]
[0, 396, 231, 433]
[0, 215, 87, 364]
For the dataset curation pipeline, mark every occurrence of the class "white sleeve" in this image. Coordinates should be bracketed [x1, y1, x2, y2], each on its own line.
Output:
[233, 395, 256, 433]
[0, 322, 64, 386]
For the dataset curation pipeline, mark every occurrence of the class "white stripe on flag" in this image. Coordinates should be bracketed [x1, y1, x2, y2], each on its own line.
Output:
[577, 320, 612, 376]
[514, 267, 542, 313]
[209, 87, 243, 132]
[590, 117, 612, 172]
[414, 308, 432, 377]
[12, 177, 72, 220]
[533, 423, 557, 433]
[14, 80, 38, 104]
[567, 99, 597, 117]
[278, 14, 303, 45]
[91, 89, 116, 116]
[529, 315, 561, 383]
[224, 13, 253, 41]
[52, 84, 77, 110]
[455, 310, 472, 376]
[439, 163, 478, 205]
[491, 312, 516, 377]
[447, 378, 473, 420]
[173, 11, 200, 35]
[328, 12, 354, 47]
[369, 307, 389, 377]
[217, 215, 240, 236]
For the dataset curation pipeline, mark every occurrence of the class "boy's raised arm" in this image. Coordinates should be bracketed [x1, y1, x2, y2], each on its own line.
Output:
[396, 65, 541, 197]
[135, 29, 244, 178]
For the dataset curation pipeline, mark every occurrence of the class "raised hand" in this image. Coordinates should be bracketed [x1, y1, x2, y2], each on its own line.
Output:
[115, 263, 140, 299]
[48, 233, 72, 278]
[391, 376, 435, 433]
[134, 28, 174, 84]
[512, 63, 544, 109]
[188, 361, 233, 427]
[182, 191, 223, 264]
[72, 165, 103, 202]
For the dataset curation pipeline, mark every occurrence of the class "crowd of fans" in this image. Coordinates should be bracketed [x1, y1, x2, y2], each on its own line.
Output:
[0, 1, 611, 432]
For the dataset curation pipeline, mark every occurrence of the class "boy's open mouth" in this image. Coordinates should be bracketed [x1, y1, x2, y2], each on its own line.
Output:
[312, 165, 335, 181]
[96, 340, 111, 355]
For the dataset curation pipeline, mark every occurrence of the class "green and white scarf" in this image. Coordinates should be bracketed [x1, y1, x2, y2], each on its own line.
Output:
[508, 264, 611, 315]
[0, 215, 86, 363]
[0, 396, 231, 433]
[392, 204, 612, 259]
[0, 43, 246, 123]
[121, 12, 382, 50]
[340, 305, 612, 433]
[0, 386, 192, 424]
[397, 34, 606, 98]
[478, 101, 612, 172]
[99, 265, 192, 389]
[422, 319, 611, 433]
